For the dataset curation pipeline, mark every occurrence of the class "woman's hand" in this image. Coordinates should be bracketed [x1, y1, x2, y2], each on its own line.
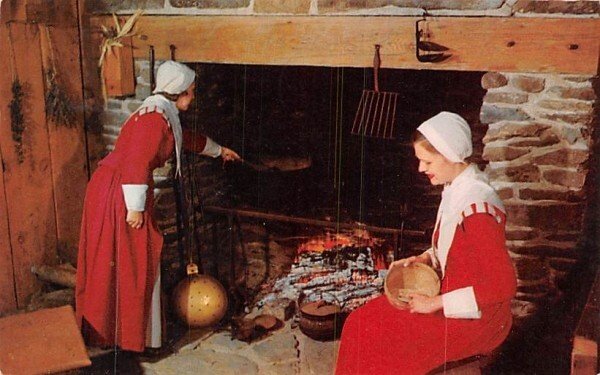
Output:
[389, 253, 430, 270]
[407, 293, 443, 314]
[126, 210, 144, 229]
[220, 147, 241, 162]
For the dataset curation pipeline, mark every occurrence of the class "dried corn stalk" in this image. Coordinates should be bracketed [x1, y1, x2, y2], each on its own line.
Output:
[98, 10, 143, 104]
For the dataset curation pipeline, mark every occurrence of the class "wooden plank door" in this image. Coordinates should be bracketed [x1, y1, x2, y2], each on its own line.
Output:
[39, 0, 88, 265]
[0, 23, 59, 307]
[0, 23, 19, 312]
[0, 0, 88, 312]
[0, 142, 17, 312]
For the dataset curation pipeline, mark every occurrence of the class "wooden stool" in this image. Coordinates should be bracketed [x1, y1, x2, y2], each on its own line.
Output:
[429, 353, 494, 375]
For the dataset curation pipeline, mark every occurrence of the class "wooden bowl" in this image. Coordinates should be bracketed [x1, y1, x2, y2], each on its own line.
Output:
[384, 263, 440, 309]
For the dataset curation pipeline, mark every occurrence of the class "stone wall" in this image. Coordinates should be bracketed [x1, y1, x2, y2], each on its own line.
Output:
[480, 72, 598, 316]
[87, 0, 599, 16]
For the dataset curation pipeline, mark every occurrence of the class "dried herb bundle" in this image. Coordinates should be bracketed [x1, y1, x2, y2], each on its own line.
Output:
[9, 79, 25, 163]
[45, 70, 76, 127]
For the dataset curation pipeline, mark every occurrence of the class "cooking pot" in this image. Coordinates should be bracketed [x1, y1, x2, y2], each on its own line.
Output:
[298, 295, 346, 341]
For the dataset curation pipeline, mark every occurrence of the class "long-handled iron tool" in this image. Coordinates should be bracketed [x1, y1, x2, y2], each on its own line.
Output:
[351, 45, 398, 140]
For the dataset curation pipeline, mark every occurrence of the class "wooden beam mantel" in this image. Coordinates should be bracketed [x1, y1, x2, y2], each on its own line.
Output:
[90, 16, 600, 75]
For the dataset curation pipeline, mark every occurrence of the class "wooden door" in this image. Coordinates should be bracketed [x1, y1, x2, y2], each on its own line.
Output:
[0, 0, 88, 313]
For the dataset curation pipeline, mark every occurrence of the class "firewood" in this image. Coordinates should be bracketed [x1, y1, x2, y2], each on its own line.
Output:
[26, 289, 74, 312]
[231, 317, 256, 342]
[30, 264, 76, 288]
[253, 314, 278, 330]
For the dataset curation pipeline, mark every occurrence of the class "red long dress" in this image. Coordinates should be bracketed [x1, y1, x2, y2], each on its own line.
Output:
[75, 110, 208, 352]
[335, 211, 517, 375]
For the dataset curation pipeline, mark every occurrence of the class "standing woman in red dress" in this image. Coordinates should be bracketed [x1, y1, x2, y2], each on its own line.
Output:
[75, 61, 240, 353]
[336, 111, 517, 375]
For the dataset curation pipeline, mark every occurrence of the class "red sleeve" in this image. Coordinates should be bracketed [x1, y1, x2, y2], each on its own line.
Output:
[182, 128, 208, 153]
[120, 112, 170, 184]
[461, 213, 517, 307]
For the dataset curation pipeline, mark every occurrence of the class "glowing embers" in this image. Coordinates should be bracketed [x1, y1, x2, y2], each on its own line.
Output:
[257, 230, 386, 313]
[296, 231, 384, 254]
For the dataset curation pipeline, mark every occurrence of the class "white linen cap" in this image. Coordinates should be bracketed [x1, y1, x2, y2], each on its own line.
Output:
[153, 61, 196, 95]
[416, 111, 472, 163]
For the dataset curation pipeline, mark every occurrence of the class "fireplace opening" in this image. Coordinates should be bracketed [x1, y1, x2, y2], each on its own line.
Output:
[182, 64, 486, 224]
[174, 64, 488, 314]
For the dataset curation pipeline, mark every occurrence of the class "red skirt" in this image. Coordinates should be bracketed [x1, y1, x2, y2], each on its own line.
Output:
[335, 296, 511, 375]
[75, 165, 163, 352]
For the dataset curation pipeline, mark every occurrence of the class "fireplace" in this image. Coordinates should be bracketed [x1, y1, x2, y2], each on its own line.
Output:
[83, 1, 598, 331]
[100, 56, 598, 324]
[171, 64, 486, 312]
[182, 64, 487, 222]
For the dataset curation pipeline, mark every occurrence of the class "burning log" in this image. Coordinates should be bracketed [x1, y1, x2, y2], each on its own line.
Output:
[31, 264, 76, 288]
[257, 241, 386, 314]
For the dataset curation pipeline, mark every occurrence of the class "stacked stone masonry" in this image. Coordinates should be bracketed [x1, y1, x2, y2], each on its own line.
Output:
[480, 71, 597, 312]
[88, 0, 600, 16]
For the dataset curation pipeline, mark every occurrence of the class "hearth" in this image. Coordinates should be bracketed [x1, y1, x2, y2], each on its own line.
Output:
[258, 231, 388, 313]
[100, 59, 597, 323]
[167, 64, 488, 317]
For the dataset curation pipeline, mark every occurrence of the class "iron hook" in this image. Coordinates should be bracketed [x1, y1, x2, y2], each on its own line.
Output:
[415, 16, 451, 63]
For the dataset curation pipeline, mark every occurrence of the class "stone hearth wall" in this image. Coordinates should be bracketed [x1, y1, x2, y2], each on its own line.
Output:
[95, 1, 599, 318]
[480, 72, 597, 317]
[88, 0, 599, 17]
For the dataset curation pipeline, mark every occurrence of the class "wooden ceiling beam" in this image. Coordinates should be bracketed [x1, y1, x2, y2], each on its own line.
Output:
[90, 15, 600, 75]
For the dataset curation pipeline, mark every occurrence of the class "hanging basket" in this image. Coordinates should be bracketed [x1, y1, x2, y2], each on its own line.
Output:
[98, 11, 142, 100]
[102, 36, 135, 98]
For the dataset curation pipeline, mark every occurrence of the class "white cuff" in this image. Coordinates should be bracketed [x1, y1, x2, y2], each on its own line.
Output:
[202, 137, 222, 158]
[442, 286, 481, 319]
[423, 247, 439, 269]
[122, 184, 148, 211]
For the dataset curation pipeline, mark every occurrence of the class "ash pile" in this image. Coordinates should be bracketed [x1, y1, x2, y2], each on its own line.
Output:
[256, 233, 387, 314]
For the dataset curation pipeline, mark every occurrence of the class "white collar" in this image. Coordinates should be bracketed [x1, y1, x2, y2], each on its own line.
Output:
[433, 164, 504, 276]
[138, 95, 183, 176]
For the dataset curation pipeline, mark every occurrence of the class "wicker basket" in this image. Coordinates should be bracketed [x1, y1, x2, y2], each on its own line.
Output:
[384, 263, 441, 309]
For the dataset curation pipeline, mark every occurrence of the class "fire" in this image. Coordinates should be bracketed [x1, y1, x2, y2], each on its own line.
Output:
[297, 230, 383, 254]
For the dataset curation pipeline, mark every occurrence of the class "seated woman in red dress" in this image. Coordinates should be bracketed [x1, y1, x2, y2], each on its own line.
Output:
[336, 111, 517, 375]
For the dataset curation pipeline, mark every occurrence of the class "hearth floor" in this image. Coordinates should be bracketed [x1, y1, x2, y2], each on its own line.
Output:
[83, 297, 580, 375]
[139, 323, 338, 375]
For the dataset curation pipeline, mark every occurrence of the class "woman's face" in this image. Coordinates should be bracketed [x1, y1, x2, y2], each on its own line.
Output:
[413, 141, 459, 185]
[175, 82, 196, 111]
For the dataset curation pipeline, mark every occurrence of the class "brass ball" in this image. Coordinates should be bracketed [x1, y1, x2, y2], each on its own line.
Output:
[172, 274, 228, 328]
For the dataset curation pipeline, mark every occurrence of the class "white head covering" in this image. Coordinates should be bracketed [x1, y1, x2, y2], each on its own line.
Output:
[134, 61, 196, 176]
[417, 111, 472, 163]
[153, 61, 196, 95]
[416, 112, 504, 277]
